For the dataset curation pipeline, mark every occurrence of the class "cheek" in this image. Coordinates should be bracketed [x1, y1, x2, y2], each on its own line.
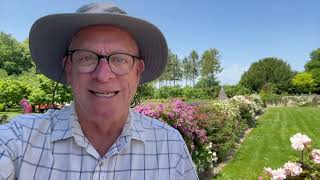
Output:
[123, 70, 140, 98]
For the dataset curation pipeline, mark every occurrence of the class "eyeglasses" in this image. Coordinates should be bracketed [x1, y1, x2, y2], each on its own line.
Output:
[66, 49, 140, 75]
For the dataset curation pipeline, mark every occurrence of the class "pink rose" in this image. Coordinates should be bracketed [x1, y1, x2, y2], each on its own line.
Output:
[311, 149, 320, 164]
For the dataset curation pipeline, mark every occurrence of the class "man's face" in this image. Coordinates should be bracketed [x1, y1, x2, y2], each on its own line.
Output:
[65, 26, 144, 120]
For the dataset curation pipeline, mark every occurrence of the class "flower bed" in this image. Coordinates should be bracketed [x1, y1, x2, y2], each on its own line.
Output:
[135, 95, 263, 176]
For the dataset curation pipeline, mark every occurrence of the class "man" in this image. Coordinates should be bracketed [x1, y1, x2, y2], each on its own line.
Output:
[0, 3, 199, 180]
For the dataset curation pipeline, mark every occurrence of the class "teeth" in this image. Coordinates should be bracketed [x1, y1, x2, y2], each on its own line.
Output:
[95, 92, 116, 97]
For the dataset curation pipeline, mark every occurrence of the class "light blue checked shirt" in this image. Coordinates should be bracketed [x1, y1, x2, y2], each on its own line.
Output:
[0, 103, 198, 180]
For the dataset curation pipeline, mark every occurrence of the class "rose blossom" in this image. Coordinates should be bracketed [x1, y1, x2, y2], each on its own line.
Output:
[283, 161, 302, 176]
[264, 167, 273, 176]
[290, 133, 311, 151]
[311, 149, 320, 164]
[264, 167, 286, 180]
[271, 168, 286, 180]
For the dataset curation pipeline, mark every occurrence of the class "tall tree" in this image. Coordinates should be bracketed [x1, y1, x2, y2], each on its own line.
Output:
[0, 32, 33, 75]
[304, 48, 320, 93]
[239, 57, 294, 93]
[292, 72, 316, 94]
[182, 57, 192, 86]
[158, 49, 182, 86]
[200, 48, 222, 87]
[170, 54, 182, 86]
[304, 48, 320, 71]
[20, 39, 34, 71]
[159, 49, 173, 86]
[189, 50, 200, 87]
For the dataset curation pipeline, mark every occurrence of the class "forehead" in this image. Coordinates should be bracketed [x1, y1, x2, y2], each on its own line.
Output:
[69, 25, 139, 53]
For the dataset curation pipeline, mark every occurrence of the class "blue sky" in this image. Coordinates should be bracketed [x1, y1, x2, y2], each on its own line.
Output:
[1, 0, 319, 85]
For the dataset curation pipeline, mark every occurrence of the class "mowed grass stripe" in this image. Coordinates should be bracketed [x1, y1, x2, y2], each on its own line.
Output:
[214, 107, 320, 180]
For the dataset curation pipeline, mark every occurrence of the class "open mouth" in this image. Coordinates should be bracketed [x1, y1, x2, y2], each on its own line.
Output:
[89, 90, 119, 98]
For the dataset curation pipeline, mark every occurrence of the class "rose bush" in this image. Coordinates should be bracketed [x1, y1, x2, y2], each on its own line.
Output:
[135, 99, 215, 172]
[260, 133, 320, 179]
[135, 95, 263, 175]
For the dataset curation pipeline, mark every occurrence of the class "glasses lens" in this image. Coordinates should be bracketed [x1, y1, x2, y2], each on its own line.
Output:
[109, 54, 134, 75]
[72, 51, 98, 73]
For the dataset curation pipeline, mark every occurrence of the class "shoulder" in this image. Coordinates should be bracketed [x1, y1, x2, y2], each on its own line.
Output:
[2, 109, 57, 131]
[0, 107, 71, 141]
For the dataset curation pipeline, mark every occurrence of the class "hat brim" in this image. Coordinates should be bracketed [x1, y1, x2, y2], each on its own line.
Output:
[29, 13, 168, 85]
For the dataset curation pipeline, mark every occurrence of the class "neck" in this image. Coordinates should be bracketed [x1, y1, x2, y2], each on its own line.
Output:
[75, 106, 129, 156]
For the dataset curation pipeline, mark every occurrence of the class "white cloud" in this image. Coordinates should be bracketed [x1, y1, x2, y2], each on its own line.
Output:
[217, 64, 249, 85]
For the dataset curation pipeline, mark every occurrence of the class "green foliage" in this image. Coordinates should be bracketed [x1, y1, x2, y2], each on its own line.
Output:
[0, 69, 8, 78]
[0, 78, 28, 106]
[148, 86, 214, 99]
[155, 86, 183, 99]
[292, 72, 316, 94]
[189, 50, 200, 86]
[195, 75, 220, 88]
[260, 82, 278, 94]
[223, 85, 251, 97]
[310, 68, 320, 93]
[200, 48, 222, 87]
[159, 49, 183, 86]
[137, 82, 156, 99]
[0, 103, 5, 111]
[182, 57, 193, 86]
[259, 93, 283, 105]
[0, 32, 33, 75]
[197, 95, 263, 162]
[182, 87, 209, 99]
[28, 88, 49, 105]
[0, 70, 72, 107]
[305, 48, 320, 71]
[239, 57, 294, 93]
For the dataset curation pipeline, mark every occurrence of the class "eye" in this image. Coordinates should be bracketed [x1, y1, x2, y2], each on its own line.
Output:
[73, 51, 97, 66]
[79, 54, 94, 62]
[110, 55, 130, 64]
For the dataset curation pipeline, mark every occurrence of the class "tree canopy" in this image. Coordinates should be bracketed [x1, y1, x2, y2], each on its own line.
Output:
[200, 48, 222, 88]
[0, 32, 33, 75]
[239, 57, 294, 93]
[305, 48, 320, 71]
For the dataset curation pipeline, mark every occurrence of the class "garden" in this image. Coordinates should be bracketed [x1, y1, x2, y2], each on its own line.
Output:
[0, 31, 320, 179]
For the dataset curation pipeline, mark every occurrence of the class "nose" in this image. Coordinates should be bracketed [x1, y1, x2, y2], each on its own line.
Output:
[91, 59, 116, 82]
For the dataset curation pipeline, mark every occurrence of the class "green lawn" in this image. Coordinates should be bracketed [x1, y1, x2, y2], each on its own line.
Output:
[214, 107, 320, 180]
[0, 106, 22, 123]
[0, 111, 21, 119]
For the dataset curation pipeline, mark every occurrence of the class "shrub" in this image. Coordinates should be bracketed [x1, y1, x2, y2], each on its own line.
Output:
[197, 102, 243, 161]
[0, 103, 5, 111]
[281, 95, 314, 107]
[183, 87, 209, 99]
[138, 82, 156, 99]
[135, 100, 217, 172]
[260, 93, 283, 106]
[135, 95, 263, 174]
[224, 85, 251, 98]
[155, 86, 183, 99]
[0, 79, 29, 105]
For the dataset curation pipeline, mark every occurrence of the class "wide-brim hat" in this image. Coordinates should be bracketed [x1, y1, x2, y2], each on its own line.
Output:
[29, 3, 168, 85]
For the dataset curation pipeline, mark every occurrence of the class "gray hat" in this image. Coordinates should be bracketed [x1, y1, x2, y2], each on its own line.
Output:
[29, 3, 168, 84]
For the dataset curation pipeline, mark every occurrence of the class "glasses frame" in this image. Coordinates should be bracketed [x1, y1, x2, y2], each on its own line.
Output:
[66, 49, 141, 75]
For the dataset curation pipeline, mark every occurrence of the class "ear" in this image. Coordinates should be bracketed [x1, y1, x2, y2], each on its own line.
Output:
[62, 56, 72, 85]
[138, 59, 145, 75]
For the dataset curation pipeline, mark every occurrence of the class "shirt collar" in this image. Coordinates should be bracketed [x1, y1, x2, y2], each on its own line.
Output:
[51, 103, 146, 143]
[119, 109, 145, 142]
